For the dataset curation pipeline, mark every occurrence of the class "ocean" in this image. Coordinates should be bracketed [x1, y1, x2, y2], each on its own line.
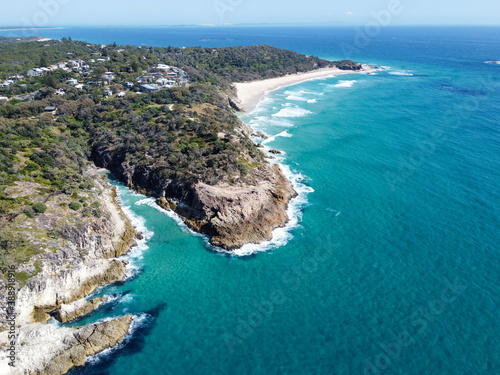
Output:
[2, 26, 499, 374]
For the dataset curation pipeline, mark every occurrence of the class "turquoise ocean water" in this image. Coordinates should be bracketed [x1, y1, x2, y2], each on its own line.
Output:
[2, 26, 499, 374]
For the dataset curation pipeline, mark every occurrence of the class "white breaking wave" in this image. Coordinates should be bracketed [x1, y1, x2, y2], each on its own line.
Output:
[286, 94, 309, 102]
[113, 190, 154, 281]
[249, 116, 293, 128]
[389, 71, 414, 76]
[272, 107, 312, 118]
[135, 197, 196, 235]
[262, 130, 293, 145]
[307, 99, 317, 103]
[334, 80, 357, 88]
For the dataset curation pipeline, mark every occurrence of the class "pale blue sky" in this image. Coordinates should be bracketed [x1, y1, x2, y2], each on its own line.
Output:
[2, 0, 499, 27]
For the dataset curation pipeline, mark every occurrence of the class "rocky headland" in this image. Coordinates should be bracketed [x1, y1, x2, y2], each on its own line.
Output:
[0, 169, 139, 374]
[92, 118, 297, 251]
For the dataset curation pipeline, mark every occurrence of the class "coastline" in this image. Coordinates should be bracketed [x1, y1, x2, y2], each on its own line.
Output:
[229, 65, 371, 254]
[0, 169, 141, 375]
[234, 67, 353, 112]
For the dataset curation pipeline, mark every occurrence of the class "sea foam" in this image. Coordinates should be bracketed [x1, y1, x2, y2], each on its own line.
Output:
[334, 80, 357, 88]
[113, 191, 154, 281]
[262, 130, 293, 144]
[272, 107, 312, 118]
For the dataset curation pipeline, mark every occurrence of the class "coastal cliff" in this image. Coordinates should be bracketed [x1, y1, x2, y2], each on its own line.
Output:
[92, 117, 296, 250]
[0, 169, 139, 374]
[158, 163, 296, 250]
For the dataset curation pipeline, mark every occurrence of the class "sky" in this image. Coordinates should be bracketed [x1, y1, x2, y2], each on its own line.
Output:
[1, 0, 499, 27]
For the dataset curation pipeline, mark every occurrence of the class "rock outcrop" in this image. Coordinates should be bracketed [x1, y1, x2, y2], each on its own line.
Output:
[0, 315, 134, 375]
[157, 163, 296, 250]
[54, 296, 109, 323]
[92, 115, 296, 251]
[0, 168, 139, 374]
[13, 171, 136, 326]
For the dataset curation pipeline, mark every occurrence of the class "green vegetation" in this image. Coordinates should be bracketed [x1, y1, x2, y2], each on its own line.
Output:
[69, 202, 81, 211]
[32, 202, 47, 213]
[0, 37, 363, 284]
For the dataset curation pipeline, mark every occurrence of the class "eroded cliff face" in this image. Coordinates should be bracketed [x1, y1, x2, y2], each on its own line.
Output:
[93, 118, 297, 251]
[13, 171, 137, 326]
[157, 163, 296, 249]
[0, 169, 139, 374]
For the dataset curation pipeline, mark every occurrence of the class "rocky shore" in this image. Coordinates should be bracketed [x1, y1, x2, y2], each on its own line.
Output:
[93, 119, 297, 251]
[157, 162, 296, 250]
[1, 315, 134, 375]
[0, 169, 139, 374]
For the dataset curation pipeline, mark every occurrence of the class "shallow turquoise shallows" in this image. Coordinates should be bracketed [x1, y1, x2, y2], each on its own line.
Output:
[3, 26, 498, 374]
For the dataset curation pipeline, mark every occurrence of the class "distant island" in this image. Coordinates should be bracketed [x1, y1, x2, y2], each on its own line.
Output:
[0, 36, 365, 374]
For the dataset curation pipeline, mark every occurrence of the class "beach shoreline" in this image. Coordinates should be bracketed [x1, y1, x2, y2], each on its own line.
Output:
[233, 66, 371, 112]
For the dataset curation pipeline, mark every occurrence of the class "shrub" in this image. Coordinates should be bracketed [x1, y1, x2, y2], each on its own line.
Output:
[69, 201, 81, 211]
[32, 202, 47, 213]
[23, 208, 35, 218]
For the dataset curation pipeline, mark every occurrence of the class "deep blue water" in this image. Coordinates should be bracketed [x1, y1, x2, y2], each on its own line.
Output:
[3, 26, 499, 374]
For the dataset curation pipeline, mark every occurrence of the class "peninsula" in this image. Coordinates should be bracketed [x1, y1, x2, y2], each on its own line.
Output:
[0, 37, 364, 374]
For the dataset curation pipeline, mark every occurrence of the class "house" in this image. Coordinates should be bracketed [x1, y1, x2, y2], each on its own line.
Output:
[104, 88, 113, 97]
[67, 79, 78, 85]
[140, 84, 160, 93]
[157, 64, 171, 70]
[97, 58, 106, 63]
[103, 72, 114, 81]
[55, 89, 65, 96]
[74, 84, 85, 90]
[117, 91, 126, 97]
[124, 82, 134, 88]
[89, 59, 95, 63]
[0, 96, 8, 101]
[156, 78, 175, 87]
[136, 77, 152, 83]
[44, 106, 57, 113]
[27, 68, 44, 77]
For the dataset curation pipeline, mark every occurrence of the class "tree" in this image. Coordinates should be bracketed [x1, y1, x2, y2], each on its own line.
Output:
[40, 55, 48, 67]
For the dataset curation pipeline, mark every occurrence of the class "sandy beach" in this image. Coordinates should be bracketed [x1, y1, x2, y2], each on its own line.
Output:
[234, 67, 354, 112]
